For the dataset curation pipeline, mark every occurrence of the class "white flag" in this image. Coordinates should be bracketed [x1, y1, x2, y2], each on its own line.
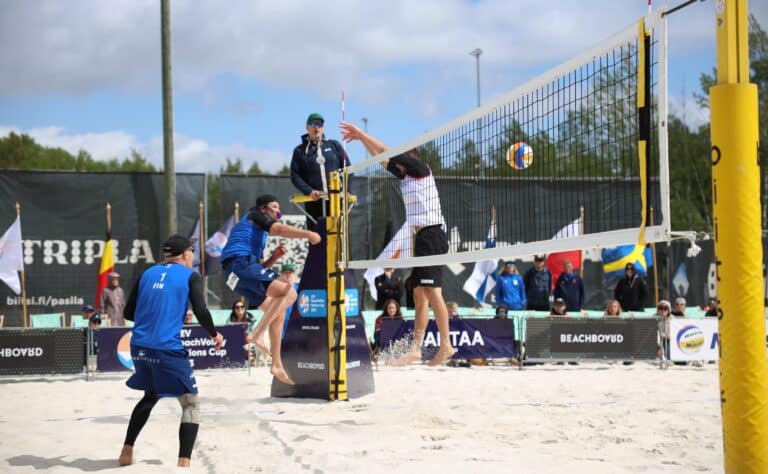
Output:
[364, 223, 411, 301]
[0, 216, 23, 294]
[462, 211, 498, 303]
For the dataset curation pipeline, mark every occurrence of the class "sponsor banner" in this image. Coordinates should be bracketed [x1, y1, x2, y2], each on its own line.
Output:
[0, 328, 84, 375]
[96, 325, 246, 372]
[669, 318, 718, 362]
[378, 319, 516, 359]
[296, 288, 360, 318]
[525, 318, 658, 360]
[0, 171, 205, 325]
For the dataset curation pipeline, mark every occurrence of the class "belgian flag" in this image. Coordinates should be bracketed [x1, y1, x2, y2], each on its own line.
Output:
[96, 232, 114, 306]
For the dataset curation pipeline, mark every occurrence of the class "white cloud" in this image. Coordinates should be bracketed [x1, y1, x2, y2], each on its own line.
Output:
[0, 0, 731, 101]
[0, 125, 289, 173]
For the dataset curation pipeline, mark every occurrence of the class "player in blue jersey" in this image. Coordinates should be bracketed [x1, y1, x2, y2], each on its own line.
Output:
[118, 234, 223, 468]
[221, 194, 321, 385]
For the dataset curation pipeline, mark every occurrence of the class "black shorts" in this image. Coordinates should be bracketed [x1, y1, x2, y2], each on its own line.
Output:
[411, 225, 448, 288]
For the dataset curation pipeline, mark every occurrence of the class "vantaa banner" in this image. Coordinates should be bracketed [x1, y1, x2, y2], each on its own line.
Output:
[378, 318, 517, 359]
[668, 318, 718, 362]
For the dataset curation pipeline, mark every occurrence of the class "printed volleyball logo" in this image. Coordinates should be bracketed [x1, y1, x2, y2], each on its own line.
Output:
[676, 325, 705, 354]
[117, 331, 134, 370]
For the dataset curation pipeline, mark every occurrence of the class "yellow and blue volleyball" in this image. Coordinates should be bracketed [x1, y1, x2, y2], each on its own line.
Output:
[507, 142, 534, 170]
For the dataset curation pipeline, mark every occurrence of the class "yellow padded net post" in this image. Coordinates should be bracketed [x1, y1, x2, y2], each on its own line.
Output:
[711, 1, 768, 472]
[326, 171, 347, 401]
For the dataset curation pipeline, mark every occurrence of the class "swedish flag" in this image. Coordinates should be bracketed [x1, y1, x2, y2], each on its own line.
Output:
[601, 244, 653, 282]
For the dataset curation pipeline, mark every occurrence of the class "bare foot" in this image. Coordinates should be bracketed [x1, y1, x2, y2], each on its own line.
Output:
[271, 366, 295, 385]
[177, 457, 191, 468]
[254, 337, 271, 356]
[427, 347, 457, 367]
[388, 349, 422, 367]
[118, 444, 133, 466]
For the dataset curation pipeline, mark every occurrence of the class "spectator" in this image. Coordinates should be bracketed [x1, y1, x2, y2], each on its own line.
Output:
[550, 298, 568, 316]
[229, 298, 256, 326]
[100, 271, 126, 327]
[495, 262, 526, 311]
[671, 297, 687, 316]
[372, 299, 404, 353]
[290, 113, 351, 231]
[603, 299, 623, 317]
[86, 312, 102, 359]
[374, 268, 403, 310]
[554, 260, 585, 312]
[79, 304, 97, 327]
[494, 305, 509, 319]
[183, 308, 195, 325]
[613, 263, 648, 312]
[447, 301, 461, 319]
[655, 300, 672, 366]
[705, 297, 719, 317]
[523, 255, 552, 311]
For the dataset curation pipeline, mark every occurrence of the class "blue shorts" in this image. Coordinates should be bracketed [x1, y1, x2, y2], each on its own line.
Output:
[126, 345, 197, 397]
[224, 256, 278, 307]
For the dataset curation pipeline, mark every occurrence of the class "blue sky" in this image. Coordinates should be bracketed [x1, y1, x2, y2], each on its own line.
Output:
[0, 0, 765, 174]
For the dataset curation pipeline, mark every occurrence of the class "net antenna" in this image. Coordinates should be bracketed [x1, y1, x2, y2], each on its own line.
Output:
[344, 10, 669, 270]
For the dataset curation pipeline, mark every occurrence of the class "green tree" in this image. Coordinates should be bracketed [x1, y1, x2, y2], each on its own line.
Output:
[275, 164, 291, 176]
[247, 161, 265, 175]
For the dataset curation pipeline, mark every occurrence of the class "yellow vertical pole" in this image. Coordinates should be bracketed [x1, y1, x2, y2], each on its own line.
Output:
[711, 1, 768, 472]
[326, 171, 347, 400]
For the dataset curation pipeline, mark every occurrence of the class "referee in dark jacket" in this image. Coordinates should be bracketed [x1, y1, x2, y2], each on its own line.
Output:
[290, 113, 350, 231]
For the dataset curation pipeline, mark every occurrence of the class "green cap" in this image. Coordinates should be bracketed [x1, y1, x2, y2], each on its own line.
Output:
[306, 113, 324, 124]
[282, 263, 295, 273]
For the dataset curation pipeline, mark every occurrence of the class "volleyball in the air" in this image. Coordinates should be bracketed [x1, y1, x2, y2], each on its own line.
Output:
[507, 142, 534, 170]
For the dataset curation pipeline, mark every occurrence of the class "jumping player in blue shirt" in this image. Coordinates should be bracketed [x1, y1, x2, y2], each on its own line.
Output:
[118, 234, 223, 468]
[221, 194, 321, 385]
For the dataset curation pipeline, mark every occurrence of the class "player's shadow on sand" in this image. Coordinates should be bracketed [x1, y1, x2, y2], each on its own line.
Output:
[6, 454, 162, 471]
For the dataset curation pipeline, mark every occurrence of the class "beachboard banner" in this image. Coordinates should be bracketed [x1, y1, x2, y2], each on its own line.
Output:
[0, 328, 84, 375]
[95, 325, 246, 372]
[668, 317, 718, 362]
[524, 317, 657, 360]
[378, 318, 517, 359]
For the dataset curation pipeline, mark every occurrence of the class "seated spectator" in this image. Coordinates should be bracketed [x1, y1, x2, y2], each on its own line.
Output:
[374, 268, 403, 310]
[494, 306, 509, 319]
[184, 307, 195, 325]
[603, 299, 622, 317]
[372, 299, 404, 353]
[279, 263, 297, 285]
[704, 297, 719, 317]
[78, 304, 97, 327]
[671, 297, 687, 316]
[447, 301, 461, 319]
[549, 298, 568, 317]
[655, 300, 672, 366]
[229, 298, 256, 326]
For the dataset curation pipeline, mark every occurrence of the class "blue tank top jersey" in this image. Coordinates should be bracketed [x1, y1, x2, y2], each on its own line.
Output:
[130, 262, 194, 350]
[221, 211, 270, 262]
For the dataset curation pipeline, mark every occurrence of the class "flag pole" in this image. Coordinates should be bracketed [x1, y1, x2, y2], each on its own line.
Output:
[234, 201, 240, 221]
[650, 206, 659, 306]
[579, 205, 585, 273]
[16, 202, 28, 328]
[199, 201, 206, 279]
[106, 202, 112, 235]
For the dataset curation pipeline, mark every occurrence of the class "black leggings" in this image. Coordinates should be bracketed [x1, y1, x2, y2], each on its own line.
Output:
[124, 391, 159, 446]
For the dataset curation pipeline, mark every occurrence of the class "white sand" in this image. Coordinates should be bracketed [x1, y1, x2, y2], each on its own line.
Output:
[0, 362, 723, 473]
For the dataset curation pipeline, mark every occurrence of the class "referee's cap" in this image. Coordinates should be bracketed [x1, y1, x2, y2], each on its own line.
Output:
[162, 234, 194, 258]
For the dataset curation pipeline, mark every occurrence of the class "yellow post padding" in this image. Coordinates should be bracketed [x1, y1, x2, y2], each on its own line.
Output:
[711, 83, 768, 473]
[326, 171, 347, 401]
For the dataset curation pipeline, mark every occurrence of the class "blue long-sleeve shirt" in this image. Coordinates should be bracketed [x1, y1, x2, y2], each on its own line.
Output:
[495, 272, 526, 310]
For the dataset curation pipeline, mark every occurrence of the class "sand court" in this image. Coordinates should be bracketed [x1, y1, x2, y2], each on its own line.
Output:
[0, 362, 722, 473]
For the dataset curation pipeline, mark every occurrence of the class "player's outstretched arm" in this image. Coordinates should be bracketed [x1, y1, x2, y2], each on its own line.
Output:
[340, 122, 389, 165]
[270, 222, 321, 245]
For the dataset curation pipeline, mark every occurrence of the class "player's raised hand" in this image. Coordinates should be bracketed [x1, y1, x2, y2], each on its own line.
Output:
[340, 121, 364, 142]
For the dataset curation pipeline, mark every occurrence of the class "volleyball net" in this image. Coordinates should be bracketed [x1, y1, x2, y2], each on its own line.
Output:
[343, 11, 669, 270]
